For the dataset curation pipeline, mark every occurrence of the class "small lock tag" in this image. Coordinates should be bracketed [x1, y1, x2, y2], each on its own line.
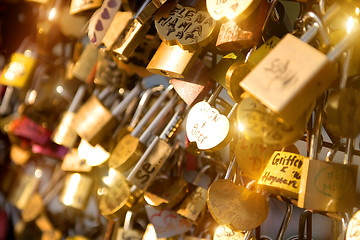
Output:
[257, 151, 304, 199]
[145, 205, 192, 239]
[186, 101, 230, 150]
[61, 148, 92, 172]
[69, 0, 103, 15]
[59, 173, 93, 211]
[155, 3, 216, 51]
[0, 52, 36, 88]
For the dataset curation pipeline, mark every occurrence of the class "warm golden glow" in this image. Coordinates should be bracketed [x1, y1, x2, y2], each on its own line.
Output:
[356, 7, 359, 16]
[48, 8, 56, 21]
[63, 173, 81, 206]
[56, 85, 63, 94]
[347, 16, 355, 34]
[237, 122, 245, 132]
[77, 139, 110, 166]
[34, 169, 43, 178]
[27, 90, 37, 104]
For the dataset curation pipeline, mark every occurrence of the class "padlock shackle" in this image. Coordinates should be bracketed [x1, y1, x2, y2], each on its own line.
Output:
[129, 85, 164, 130]
[301, 11, 330, 46]
[207, 84, 223, 105]
[159, 102, 186, 141]
[139, 95, 178, 143]
[112, 83, 142, 116]
[275, 202, 293, 240]
[224, 155, 237, 180]
[300, 2, 340, 43]
[68, 85, 87, 112]
[98, 86, 114, 101]
[132, 84, 173, 138]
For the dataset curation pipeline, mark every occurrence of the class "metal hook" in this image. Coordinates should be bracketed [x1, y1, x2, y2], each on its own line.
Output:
[276, 201, 294, 240]
[301, 11, 330, 47]
[298, 210, 312, 240]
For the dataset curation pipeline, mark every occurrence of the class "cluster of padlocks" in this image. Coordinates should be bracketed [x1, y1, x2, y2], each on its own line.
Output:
[0, 0, 360, 239]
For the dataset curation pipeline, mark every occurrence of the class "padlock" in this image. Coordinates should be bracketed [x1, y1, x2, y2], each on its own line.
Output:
[114, 34, 162, 78]
[112, 0, 168, 60]
[206, 0, 261, 24]
[88, 0, 122, 47]
[72, 44, 99, 82]
[346, 209, 360, 240]
[59, 173, 93, 211]
[69, 0, 102, 15]
[61, 148, 92, 172]
[215, 0, 269, 51]
[207, 156, 269, 231]
[154, 2, 216, 51]
[145, 204, 192, 239]
[146, 42, 200, 78]
[169, 59, 215, 106]
[186, 85, 237, 151]
[299, 141, 358, 212]
[240, 7, 360, 125]
[234, 134, 280, 181]
[8, 165, 43, 210]
[126, 99, 186, 191]
[236, 93, 310, 147]
[102, 11, 133, 50]
[73, 83, 141, 145]
[225, 36, 280, 102]
[114, 211, 144, 240]
[98, 168, 143, 219]
[177, 165, 220, 222]
[109, 85, 174, 172]
[324, 76, 360, 138]
[298, 98, 358, 212]
[51, 85, 87, 148]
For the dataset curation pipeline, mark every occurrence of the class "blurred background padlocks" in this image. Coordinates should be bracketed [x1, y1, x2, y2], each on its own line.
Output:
[0, 0, 360, 240]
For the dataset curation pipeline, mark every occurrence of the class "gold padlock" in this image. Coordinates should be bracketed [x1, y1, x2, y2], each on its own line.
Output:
[146, 42, 200, 78]
[59, 173, 94, 211]
[73, 84, 141, 145]
[52, 85, 87, 148]
[72, 44, 99, 82]
[257, 150, 303, 199]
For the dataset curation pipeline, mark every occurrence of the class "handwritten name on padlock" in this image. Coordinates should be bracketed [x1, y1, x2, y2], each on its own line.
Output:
[155, 4, 215, 49]
[186, 101, 229, 150]
[214, 225, 246, 240]
[258, 151, 303, 197]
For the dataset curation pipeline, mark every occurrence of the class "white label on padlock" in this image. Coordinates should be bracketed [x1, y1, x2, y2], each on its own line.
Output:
[186, 101, 229, 150]
[145, 205, 192, 239]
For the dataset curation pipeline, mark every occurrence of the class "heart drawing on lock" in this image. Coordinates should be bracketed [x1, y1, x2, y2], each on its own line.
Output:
[186, 101, 229, 150]
[155, 4, 215, 49]
[101, 8, 110, 19]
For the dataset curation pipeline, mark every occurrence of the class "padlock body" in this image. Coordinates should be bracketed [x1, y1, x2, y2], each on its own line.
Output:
[52, 112, 78, 148]
[298, 158, 358, 212]
[240, 34, 338, 125]
[73, 95, 118, 146]
[0, 52, 36, 88]
[146, 42, 200, 78]
[59, 173, 93, 211]
[177, 186, 207, 222]
[69, 0, 102, 15]
[72, 44, 99, 82]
